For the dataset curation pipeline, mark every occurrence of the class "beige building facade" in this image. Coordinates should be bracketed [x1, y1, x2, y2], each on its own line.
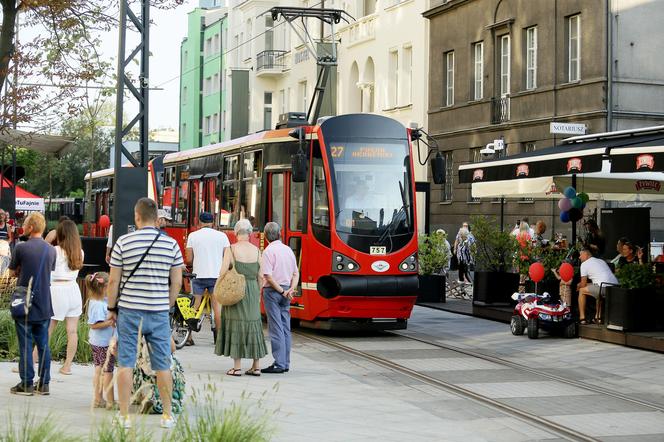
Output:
[424, 0, 664, 236]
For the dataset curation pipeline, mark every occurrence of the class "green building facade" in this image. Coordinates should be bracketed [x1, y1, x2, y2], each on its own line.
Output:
[180, 5, 227, 150]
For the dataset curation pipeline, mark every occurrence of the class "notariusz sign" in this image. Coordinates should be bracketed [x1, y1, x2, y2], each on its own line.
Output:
[550, 122, 587, 135]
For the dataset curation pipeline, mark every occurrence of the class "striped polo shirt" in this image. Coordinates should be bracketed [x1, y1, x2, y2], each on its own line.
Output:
[110, 227, 184, 312]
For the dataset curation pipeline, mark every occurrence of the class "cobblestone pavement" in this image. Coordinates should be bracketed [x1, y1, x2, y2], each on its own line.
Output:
[0, 307, 662, 441]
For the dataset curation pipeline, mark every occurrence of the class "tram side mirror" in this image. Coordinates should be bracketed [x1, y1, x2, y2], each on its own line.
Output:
[292, 151, 308, 183]
[431, 152, 445, 184]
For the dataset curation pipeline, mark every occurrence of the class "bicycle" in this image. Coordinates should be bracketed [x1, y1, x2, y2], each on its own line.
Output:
[170, 271, 215, 349]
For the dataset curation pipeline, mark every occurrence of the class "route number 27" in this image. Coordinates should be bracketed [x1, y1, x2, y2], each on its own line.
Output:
[330, 146, 345, 158]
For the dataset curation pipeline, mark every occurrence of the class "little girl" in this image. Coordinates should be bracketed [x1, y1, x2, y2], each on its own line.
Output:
[552, 268, 572, 306]
[86, 272, 116, 409]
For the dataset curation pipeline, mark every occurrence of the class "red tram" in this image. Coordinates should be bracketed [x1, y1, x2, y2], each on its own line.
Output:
[87, 114, 420, 330]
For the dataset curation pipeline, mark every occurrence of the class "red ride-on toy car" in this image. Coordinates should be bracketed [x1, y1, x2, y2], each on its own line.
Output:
[510, 292, 577, 339]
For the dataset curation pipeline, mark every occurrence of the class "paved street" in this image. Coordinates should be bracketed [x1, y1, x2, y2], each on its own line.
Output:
[1, 306, 664, 441]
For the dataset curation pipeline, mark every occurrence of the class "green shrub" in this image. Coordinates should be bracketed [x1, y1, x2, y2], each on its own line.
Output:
[0, 310, 91, 363]
[418, 232, 450, 275]
[470, 215, 517, 273]
[616, 264, 656, 289]
[1, 410, 81, 442]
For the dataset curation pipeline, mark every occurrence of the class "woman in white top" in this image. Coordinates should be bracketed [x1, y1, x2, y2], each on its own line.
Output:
[49, 219, 84, 375]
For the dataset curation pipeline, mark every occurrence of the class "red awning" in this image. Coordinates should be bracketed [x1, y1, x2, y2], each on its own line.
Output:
[1, 178, 41, 199]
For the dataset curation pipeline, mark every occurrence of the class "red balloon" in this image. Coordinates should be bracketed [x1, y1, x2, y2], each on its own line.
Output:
[529, 262, 545, 283]
[559, 262, 574, 283]
[98, 214, 111, 229]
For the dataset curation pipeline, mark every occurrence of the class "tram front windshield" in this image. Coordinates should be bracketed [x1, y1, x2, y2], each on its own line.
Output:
[327, 139, 414, 251]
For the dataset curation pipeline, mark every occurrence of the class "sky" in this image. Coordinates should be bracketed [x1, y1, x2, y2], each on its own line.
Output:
[99, 0, 199, 131]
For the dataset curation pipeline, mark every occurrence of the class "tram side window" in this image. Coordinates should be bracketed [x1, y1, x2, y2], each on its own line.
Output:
[221, 155, 240, 227]
[290, 178, 304, 231]
[312, 142, 331, 246]
[271, 174, 284, 226]
[241, 150, 263, 226]
[162, 167, 176, 221]
[174, 165, 190, 225]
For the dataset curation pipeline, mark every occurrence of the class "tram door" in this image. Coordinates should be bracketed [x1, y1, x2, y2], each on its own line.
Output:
[268, 172, 305, 296]
[189, 180, 201, 228]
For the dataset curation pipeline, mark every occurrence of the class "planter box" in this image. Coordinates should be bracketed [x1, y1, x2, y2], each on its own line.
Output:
[473, 271, 520, 305]
[605, 286, 664, 332]
[417, 274, 446, 303]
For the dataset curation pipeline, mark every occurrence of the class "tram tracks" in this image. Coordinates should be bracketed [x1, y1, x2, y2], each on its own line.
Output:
[295, 329, 599, 442]
[393, 330, 664, 414]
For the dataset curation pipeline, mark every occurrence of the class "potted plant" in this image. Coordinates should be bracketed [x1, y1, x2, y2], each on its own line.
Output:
[605, 264, 662, 331]
[470, 215, 519, 305]
[417, 231, 450, 303]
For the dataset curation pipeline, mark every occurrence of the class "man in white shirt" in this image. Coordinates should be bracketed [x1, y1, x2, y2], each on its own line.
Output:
[185, 212, 230, 343]
[577, 248, 619, 324]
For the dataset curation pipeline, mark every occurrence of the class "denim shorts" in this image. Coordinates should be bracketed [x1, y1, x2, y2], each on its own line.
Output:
[191, 278, 217, 295]
[117, 308, 171, 371]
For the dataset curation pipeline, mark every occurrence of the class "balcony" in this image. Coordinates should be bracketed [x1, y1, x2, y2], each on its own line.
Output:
[491, 96, 510, 124]
[345, 14, 377, 48]
[256, 50, 287, 76]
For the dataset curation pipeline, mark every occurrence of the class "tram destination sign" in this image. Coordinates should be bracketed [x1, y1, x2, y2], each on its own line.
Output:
[550, 122, 587, 135]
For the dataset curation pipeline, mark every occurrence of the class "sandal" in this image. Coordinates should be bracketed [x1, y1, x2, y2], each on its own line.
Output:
[93, 400, 107, 408]
[226, 368, 242, 377]
[245, 368, 261, 377]
[579, 319, 589, 325]
[59, 367, 72, 375]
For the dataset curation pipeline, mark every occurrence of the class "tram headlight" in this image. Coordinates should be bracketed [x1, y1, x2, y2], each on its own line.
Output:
[332, 252, 360, 273]
[399, 254, 418, 272]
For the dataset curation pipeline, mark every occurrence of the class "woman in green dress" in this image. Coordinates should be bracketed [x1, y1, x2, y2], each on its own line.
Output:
[215, 218, 268, 376]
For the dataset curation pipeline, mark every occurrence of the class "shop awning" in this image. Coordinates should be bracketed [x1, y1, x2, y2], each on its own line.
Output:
[0, 128, 75, 155]
[471, 169, 664, 201]
[458, 129, 664, 184]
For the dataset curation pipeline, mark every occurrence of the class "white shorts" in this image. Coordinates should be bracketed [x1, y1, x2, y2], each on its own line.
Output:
[51, 281, 83, 321]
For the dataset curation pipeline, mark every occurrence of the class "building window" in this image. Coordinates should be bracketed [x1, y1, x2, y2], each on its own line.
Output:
[265, 16, 274, 51]
[181, 123, 187, 141]
[213, 73, 220, 93]
[445, 51, 454, 106]
[299, 81, 307, 113]
[441, 151, 453, 202]
[523, 142, 536, 153]
[264, 92, 273, 130]
[500, 35, 510, 96]
[568, 14, 581, 82]
[182, 86, 187, 105]
[403, 45, 412, 105]
[183, 50, 188, 68]
[233, 35, 239, 66]
[279, 89, 286, 115]
[214, 34, 220, 54]
[473, 42, 483, 100]
[388, 49, 399, 108]
[205, 37, 213, 57]
[204, 77, 212, 96]
[204, 116, 211, 135]
[525, 27, 537, 89]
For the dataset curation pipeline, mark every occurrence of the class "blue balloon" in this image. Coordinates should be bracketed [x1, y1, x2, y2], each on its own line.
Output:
[563, 186, 577, 199]
[560, 210, 570, 223]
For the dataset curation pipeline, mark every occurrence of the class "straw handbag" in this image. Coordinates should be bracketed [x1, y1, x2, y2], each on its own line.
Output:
[213, 247, 246, 306]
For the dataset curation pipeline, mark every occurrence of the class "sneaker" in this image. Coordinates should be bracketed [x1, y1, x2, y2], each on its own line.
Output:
[261, 364, 284, 374]
[34, 382, 49, 396]
[10, 382, 33, 396]
[160, 414, 176, 429]
[115, 413, 132, 429]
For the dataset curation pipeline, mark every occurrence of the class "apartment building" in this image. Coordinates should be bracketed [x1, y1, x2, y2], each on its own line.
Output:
[424, 0, 664, 235]
[180, 4, 230, 150]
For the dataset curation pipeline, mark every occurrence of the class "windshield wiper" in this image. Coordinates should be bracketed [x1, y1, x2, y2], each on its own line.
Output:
[375, 180, 409, 251]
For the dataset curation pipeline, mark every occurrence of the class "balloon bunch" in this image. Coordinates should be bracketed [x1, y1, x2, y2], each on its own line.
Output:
[558, 187, 589, 223]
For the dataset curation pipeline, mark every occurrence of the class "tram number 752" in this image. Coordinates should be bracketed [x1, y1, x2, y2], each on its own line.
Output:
[370, 246, 387, 255]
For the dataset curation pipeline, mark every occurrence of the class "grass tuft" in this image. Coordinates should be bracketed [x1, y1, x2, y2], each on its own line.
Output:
[1, 410, 81, 442]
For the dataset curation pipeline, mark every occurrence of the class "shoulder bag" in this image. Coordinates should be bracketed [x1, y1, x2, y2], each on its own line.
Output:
[11, 244, 49, 320]
[213, 246, 246, 306]
[118, 232, 161, 298]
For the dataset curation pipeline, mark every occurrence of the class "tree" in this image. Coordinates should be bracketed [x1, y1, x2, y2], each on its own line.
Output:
[0, 0, 184, 132]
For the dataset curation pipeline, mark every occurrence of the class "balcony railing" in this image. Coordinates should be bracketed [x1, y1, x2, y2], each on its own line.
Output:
[346, 14, 377, 47]
[491, 96, 510, 124]
[256, 50, 287, 72]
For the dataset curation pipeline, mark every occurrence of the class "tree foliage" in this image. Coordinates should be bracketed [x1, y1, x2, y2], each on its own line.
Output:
[0, 0, 184, 132]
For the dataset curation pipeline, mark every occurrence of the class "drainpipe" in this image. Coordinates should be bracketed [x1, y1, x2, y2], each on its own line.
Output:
[606, 0, 613, 131]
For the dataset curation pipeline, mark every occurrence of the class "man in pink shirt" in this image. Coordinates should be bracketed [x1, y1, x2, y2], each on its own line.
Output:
[260, 222, 299, 374]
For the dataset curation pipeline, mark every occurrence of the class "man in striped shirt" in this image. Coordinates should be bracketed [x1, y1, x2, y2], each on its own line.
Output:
[107, 198, 183, 429]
